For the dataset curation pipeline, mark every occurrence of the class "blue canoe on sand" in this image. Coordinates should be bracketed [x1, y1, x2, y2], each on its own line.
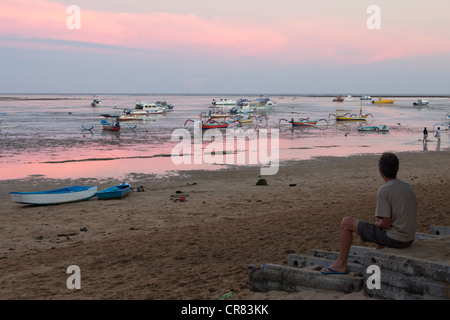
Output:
[10, 186, 98, 205]
[96, 183, 131, 200]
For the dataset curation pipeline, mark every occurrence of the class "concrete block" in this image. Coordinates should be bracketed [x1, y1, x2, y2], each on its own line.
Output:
[429, 226, 450, 236]
[415, 233, 439, 241]
[364, 269, 449, 300]
[364, 251, 450, 283]
[309, 246, 374, 265]
[247, 263, 364, 294]
[287, 253, 366, 275]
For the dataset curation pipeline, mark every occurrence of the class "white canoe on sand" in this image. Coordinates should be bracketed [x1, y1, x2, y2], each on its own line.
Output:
[10, 186, 97, 205]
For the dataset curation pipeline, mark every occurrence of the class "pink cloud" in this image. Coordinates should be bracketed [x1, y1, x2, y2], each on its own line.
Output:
[1, 0, 449, 66]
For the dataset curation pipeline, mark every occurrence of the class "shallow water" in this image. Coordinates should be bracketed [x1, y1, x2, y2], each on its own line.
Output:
[0, 94, 448, 180]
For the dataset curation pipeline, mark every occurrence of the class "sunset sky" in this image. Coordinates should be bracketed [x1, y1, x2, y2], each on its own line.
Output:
[1, 0, 450, 94]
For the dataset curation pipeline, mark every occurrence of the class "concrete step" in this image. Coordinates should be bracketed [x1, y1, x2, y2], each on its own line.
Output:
[287, 253, 366, 275]
[247, 263, 364, 294]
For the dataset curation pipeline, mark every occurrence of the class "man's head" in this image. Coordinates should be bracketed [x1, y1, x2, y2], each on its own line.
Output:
[378, 152, 399, 179]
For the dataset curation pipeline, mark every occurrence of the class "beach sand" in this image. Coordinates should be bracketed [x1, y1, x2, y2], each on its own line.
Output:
[0, 150, 448, 300]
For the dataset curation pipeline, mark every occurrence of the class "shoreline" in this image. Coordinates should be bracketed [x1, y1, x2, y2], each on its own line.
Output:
[0, 150, 449, 299]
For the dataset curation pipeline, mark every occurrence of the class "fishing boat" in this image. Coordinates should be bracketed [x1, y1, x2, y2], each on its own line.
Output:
[357, 126, 378, 132]
[91, 96, 102, 107]
[413, 98, 429, 106]
[212, 98, 237, 106]
[279, 117, 328, 127]
[358, 125, 390, 132]
[333, 96, 344, 102]
[344, 95, 354, 101]
[96, 183, 131, 200]
[10, 186, 97, 205]
[155, 100, 174, 110]
[184, 113, 240, 130]
[133, 102, 165, 115]
[101, 117, 121, 131]
[360, 96, 372, 100]
[233, 114, 268, 127]
[372, 97, 395, 104]
[329, 110, 372, 122]
[253, 95, 277, 108]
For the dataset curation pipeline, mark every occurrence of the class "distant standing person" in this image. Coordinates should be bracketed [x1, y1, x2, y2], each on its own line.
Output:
[423, 127, 428, 142]
[320, 152, 417, 275]
[435, 127, 441, 141]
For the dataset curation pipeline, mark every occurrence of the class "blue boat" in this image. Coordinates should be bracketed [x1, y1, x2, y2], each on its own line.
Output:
[10, 186, 97, 205]
[96, 183, 131, 200]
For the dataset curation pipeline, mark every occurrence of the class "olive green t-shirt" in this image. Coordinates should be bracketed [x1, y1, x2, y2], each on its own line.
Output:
[375, 179, 418, 242]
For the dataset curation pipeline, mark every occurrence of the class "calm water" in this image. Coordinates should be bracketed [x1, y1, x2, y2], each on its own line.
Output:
[0, 94, 448, 180]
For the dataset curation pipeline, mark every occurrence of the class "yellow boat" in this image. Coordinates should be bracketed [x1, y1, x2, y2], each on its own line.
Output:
[329, 101, 373, 121]
[372, 97, 395, 104]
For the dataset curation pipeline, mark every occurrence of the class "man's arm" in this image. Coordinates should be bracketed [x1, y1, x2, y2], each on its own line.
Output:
[375, 217, 391, 230]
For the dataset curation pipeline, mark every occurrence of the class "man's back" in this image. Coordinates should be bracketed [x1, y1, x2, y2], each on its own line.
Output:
[375, 179, 418, 242]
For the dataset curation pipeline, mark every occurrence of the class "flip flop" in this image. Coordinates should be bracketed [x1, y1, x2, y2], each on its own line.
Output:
[320, 267, 349, 275]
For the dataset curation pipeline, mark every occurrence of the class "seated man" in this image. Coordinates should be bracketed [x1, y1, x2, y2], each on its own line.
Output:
[321, 152, 417, 274]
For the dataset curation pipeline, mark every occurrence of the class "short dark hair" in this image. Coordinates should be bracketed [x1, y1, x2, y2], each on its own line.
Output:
[378, 152, 399, 178]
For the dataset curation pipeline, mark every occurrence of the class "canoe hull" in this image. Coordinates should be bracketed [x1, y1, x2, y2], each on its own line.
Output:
[97, 183, 131, 200]
[10, 186, 98, 205]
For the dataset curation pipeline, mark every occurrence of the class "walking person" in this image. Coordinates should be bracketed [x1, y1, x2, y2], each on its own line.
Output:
[435, 127, 441, 141]
[423, 127, 428, 142]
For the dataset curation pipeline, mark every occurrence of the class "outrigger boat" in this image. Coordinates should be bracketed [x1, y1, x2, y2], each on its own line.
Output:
[233, 114, 268, 127]
[100, 115, 137, 131]
[329, 101, 373, 122]
[372, 97, 395, 104]
[101, 116, 121, 131]
[184, 113, 241, 130]
[279, 117, 328, 127]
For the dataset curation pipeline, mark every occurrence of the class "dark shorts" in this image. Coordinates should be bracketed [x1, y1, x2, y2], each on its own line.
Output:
[357, 221, 413, 248]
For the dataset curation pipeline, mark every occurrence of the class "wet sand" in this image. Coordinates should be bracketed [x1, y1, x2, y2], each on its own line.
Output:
[0, 150, 448, 300]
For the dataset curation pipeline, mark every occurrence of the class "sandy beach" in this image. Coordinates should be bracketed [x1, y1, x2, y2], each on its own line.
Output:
[0, 150, 448, 300]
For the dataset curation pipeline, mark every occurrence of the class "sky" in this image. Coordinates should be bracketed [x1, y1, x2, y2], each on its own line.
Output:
[1, 0, 450, 94]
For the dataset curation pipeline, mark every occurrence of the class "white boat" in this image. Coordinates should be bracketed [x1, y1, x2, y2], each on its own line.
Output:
[91, 96, 102, 107]
[413, 98, 429, 106]
[212, 98, 237, 105]
[360, 96, 372, 100]
[254, 96, 277, 107]
[133, 102, 166, 115]
[344, 95, 354, 101]
[155, 100, 174, 110]
[10, 186, 98, 205]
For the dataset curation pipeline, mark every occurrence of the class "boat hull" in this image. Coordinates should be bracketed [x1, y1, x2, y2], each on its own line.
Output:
[97, 183, 131, 200]
[292, 121, 318, 127]
[372, 99, 395, 104]
[336, 117, 367, 121]
[10, 186, 98, 205]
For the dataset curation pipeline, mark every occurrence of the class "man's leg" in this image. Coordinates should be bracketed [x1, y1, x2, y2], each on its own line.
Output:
[321, 217, 360, 273]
